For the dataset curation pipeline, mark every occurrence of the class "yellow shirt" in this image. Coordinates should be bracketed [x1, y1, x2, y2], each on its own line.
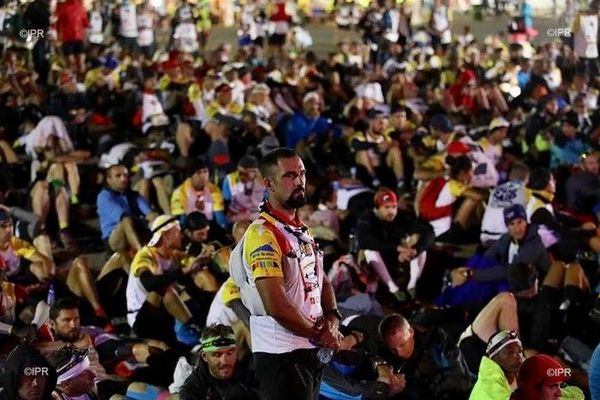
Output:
[243, 215, 285, 280]
[170, 179, 225, 217]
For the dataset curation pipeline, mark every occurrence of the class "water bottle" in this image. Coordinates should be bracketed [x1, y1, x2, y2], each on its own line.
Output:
[47, 283, 56, 306]
[316, 347, 334, 364]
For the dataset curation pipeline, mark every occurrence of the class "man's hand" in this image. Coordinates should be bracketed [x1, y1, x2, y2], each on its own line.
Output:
[376, 365, 406, 395]
[450, 267, 470, 287]
[316, 319, 343, 351]
[397, 245, 417, 262]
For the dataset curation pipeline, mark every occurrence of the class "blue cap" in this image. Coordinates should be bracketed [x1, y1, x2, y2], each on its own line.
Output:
[503, 204, 527, 226]
[430, 114, 454, 133]
[104, 56, 118, 70]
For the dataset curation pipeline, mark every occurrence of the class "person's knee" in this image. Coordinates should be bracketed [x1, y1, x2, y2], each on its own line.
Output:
[495, 292, 517, 309]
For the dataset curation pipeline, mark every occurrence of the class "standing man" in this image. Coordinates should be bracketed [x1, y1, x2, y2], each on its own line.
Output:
[230, 148, 343, 400]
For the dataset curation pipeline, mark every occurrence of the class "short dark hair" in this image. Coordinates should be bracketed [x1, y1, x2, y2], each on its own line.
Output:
[447, 155, 472, 179]
[259, 147, 298, 179]
[49, 297, 80, 321]
[201, 323, 235, 342]
[378, 313, 410, 339]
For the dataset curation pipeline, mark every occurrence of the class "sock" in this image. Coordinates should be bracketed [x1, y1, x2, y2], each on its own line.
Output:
[397, 179, 405, 190]
[387, 280, 400, 293]
[59, 222, 69, 230]
[70, 194, 79, 205]
[563, 284, 583, 306]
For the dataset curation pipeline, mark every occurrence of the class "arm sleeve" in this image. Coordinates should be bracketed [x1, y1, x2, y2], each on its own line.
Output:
[139, 269, 183, 293]
[228, 299, 251, 328]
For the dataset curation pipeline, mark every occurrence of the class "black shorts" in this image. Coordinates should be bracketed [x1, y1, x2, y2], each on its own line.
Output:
[119, 36, 138, 53]
[132, 301, 176, 345]
[459, 331, 487, 375]
[269, 33, 286, 46]
[254, 348, 324, 400]
[62, 41, 84, 56]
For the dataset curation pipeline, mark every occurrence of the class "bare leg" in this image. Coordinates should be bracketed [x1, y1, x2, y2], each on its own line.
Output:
[31, 181, 50, 229]
[454, 197, 481, 230]
[55, 187, 70, 229]
[564, 262, 590, 292]
[30, 260, 54, 282]
[133, 178, 150, 202]
[471, 292, 519, 343]
[65, 256, 102, 311]
[151, 176, 171, 215]
[175, 122, 193, 158]
[386, 146, 404, 183]
[542, 261, 568, 289]
[162, 287, 192, 324]
[0, 140, 19, 163]
[97, 251, 131, 281]
[64, 162, 80, 201]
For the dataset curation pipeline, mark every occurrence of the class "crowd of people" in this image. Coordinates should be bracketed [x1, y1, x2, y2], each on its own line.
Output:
[0, 0, 600, 399]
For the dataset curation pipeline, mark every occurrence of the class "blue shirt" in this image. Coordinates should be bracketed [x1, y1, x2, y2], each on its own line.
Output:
[285, 111, 340, 149]
[97, 188, 152, 239]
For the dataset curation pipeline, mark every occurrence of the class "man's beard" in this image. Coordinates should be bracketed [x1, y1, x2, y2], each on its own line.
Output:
[285, 191, 306, 209]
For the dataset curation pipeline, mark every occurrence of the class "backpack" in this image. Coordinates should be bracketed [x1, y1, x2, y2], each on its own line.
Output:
[418, 177, 453, 222]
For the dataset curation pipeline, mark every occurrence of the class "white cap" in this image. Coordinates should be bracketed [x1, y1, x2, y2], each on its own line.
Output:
[148, 215, 180, 247]
[489, 117, 510, 131]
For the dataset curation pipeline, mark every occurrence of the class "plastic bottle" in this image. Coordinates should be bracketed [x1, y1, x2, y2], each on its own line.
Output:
[47, 283, 56, 306]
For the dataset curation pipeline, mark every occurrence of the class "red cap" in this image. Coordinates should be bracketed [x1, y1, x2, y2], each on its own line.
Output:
[374, 189, 398, 208]
[518, 354, 568, 388]
[447, 141, 471, 155]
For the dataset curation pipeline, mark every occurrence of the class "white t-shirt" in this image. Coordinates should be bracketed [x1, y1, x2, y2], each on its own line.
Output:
[137, 13, 154, 46]
[119, 4, 138, 38]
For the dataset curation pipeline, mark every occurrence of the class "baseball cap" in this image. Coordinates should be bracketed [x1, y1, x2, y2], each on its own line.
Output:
[486, 330, 522, 359]
[503, 204, 527, 226]
[430, 114, 454, 133]
[239, 155, 259, 169]
[374, 189, 398, 208]
[447, 141, 471, 156]
[148, 215, 180, 247]
[517, 354, 568, 388]
[489, 117, 510, 131]
[366, 108, 387, 120]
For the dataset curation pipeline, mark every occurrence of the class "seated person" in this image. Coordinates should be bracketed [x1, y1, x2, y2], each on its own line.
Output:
[469, 330, 524, 400]
[0, 344, 57, 400]
[36, 298, 126, 398]
[126, 215, 203, 346]
[97, 164, 157, 253]
[565, 150, 600, 216]
[356, 188, 434, 301]
[0, 211, 108, 327]
[418, 155, 485, 244]
[171, 159, 227, 229]
[47, 347, 96, 400]
[221, 155, 265, 224]
[179, 324, 260, 400]
[510, 354, 584, 399]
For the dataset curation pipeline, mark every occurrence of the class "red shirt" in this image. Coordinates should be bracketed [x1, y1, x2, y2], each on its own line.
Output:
[55, 0, 89, 43]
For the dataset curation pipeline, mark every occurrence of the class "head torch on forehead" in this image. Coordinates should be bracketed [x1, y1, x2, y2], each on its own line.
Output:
[201, 335, 236, 353]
